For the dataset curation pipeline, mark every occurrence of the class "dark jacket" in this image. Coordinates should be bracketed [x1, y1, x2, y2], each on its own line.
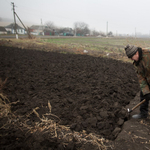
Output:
[133, 48, 150, 95]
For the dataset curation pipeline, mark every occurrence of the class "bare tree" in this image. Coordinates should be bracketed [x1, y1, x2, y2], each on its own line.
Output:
[107, 31, 113, 37]
[74, 22, 90, 36]
[92, 30, 100, 36]
[45, 21, 55, 30]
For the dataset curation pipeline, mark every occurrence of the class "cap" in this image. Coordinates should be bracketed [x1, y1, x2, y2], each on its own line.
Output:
[125, 44, 138, 58]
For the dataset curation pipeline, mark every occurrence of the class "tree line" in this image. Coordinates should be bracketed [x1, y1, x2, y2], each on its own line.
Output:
[45, 21, 113, 36]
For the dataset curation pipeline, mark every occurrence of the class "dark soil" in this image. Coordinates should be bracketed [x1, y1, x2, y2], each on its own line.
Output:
[1, 45, 150, 150]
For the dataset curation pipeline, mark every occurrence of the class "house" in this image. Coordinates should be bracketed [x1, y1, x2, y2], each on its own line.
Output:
[60, 27, 74, 36]
[29, 25, 45, 35]
[0, 26, 7, 34]
[43, 27, 55, 35]
[29, 25, 74, 36]
[5, 23, 26, 34]
[29, 25, 59, 36]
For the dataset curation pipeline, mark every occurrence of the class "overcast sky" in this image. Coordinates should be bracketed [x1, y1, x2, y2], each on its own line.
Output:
[1, 0, 150, 35]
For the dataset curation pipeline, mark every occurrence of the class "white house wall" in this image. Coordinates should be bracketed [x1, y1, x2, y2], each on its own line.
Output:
[5, 28, 26, 34]
[0, 31, 7, 34]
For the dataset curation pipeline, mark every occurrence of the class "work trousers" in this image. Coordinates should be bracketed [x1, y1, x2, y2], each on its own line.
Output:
[140, 91, 149, 116]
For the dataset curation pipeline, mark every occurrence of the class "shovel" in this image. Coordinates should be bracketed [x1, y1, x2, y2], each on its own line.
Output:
[127, 99, 146, 113]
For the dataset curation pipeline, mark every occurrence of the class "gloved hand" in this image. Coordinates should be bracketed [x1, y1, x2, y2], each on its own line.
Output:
[143, 93, 150, 101]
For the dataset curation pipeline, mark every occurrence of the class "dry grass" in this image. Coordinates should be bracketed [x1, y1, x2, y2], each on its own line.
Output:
[0, 94, 111, 149]
[29, 100, 111, 150]
[0, 93, 10, 118]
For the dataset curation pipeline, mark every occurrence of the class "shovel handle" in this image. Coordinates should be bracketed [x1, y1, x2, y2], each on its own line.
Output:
[131, 99, 146, 112]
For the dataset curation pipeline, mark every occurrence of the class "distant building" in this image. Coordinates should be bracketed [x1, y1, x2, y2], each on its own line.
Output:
[29, 25, 45, 35]
[29, 25, 59, 36]
[29, 25, 74, 36]
[5, 23, 26, 34]
[43, 27, 54, 36]
[61, 27, 74, 36]
[0, 26, 7, 34]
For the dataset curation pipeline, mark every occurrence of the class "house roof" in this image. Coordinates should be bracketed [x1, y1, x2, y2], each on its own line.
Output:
[5, 23, 24, 29]
[0, 26, 7, 32]
[30, 25, 46, 30]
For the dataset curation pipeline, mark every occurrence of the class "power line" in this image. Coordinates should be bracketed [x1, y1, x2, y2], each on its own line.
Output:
[13, 3, 75, 22]
[3, 0, 11, 4]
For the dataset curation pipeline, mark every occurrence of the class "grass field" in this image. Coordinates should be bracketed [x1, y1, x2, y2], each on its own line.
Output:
[1, 36, 150, 62]
[42, 37, 150, 53]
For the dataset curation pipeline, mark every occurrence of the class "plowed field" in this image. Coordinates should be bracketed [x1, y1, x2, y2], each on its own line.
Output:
[0, 45, 145, 150]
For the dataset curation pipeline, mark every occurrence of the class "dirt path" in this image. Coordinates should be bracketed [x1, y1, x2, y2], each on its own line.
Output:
[0, 45, 150, 149]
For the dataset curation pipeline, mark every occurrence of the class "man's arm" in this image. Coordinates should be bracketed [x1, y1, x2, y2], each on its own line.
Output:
[137, 71, 150, 95]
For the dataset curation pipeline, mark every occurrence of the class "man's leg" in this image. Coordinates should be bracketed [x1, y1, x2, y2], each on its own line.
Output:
[132, 91, 149, 119]
[140, 91, 149, 117]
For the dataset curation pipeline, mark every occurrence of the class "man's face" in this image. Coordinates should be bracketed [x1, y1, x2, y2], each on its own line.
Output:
[131, 51, 139, 62]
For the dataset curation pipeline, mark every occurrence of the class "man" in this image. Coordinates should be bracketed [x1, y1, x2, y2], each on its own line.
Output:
[125, 44, 150, 119]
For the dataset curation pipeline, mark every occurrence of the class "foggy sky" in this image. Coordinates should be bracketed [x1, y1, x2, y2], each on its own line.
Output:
[1, 0, 150, 35]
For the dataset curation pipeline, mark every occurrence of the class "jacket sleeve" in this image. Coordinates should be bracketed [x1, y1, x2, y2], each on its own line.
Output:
[137, 73, 150, 95]
[136, 54, 150, 95]
[134, 49, 150, 95]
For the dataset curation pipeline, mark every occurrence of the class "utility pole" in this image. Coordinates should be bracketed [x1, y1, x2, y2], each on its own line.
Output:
[11, 2, 32, 39]
[15, 12, 32, 39]
[11, 2, 18, 39]
[106, 21, 108, 37]
[135, 27, 136, 38]
[74, 27, 76, 36]
[41, 19, 43, 32]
